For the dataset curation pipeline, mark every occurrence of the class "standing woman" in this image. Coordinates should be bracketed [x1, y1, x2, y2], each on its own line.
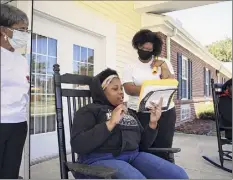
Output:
[0, 4, 30, 178]
[123, 29, 176, 163]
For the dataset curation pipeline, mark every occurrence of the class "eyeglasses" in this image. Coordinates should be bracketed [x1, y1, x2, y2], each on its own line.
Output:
[2, 26, 32, 33]
[11, 28, 32, 33]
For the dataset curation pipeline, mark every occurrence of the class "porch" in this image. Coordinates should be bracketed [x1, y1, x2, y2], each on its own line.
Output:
[29, 133, 232, 179]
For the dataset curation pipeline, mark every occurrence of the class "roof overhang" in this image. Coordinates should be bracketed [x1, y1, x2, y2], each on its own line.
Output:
[134, 1, 224, 14]
[141, 13, 232, 78]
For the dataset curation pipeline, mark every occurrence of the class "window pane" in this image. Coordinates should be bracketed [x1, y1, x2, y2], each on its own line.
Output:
[37, 55, 47, 74]
[47, 114, 56, 132]
[37, 35, 47, 55]
[31, 94, 36, 114]
[47, 95, 55, 114]
[34, 95, 47, 114]
[206, 71, 209, 84]
[88, 48, 94, 64]
[47, 57, 57, 74]
[30, 116, 35, 135]
[80, 63, 87, 75]
[30, 54, 37, 73]
[73, 45, 80, 61]
[46, 76, 54, 94]
[32, 33, 36, 53]
[81, 47, 87, 63]
[35, 75, 46, 94]
[34, 115, 45, 134]
[182, 80, 187, 98]
[73, 61, 80, 74]
[88, 64, 94, 76]
[48, 38, 57, 57]
[30, 74, 35, 90]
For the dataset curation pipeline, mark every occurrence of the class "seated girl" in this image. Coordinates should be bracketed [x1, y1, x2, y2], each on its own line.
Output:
[70, 68, 188, 179]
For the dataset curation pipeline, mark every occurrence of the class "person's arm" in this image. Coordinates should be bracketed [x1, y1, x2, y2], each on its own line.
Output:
[151, 60, 175, 79]
[139, 124, 158, 150]
[218, 97, 232, 124]
[70, 109, 112, 154]
[160, 61, 175, 79]
[122, 65, 141, 96]
[123, 83, 141, 96]
[139, 98, 163, 149]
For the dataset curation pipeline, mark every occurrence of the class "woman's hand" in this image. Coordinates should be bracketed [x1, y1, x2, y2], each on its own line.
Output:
[151, 60, 174, 79]
[148, 97, 163, 129]
[106, 104, 127, 131]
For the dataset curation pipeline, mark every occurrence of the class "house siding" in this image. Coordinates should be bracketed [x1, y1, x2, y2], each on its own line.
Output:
[76, 1, 141, 77]
[158, 32, 230, 124]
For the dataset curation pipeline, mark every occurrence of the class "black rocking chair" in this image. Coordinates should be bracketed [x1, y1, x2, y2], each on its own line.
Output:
[202, 78, 232, 173]
[53, 64, 181, 179]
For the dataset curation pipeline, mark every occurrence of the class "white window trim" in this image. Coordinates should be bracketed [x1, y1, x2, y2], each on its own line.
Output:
[181, 55, 189, 100]
[18, 1, 116, 73]
[222, 77, 226, 84]
[217, 74, 221, 83]
[205, 68, 211, 97]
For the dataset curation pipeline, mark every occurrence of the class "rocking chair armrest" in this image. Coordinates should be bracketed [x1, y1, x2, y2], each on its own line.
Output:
[66, 162, 117, 178]
[220, 126, 232, 130]
[143, 148, 181, 154]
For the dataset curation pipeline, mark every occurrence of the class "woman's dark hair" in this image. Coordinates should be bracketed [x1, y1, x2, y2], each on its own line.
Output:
[132, 29, 163, 56]
[0, 4, 29, 27]
[97, 68, 119, 84]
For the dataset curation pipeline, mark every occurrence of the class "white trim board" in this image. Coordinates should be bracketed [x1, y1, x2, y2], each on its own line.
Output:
[17, 1, 117, 71]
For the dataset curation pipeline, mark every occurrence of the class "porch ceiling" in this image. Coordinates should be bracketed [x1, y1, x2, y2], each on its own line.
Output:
[134, 1, 224, 14]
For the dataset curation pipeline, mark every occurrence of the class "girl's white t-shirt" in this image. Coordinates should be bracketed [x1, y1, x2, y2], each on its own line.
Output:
[122, 59, 175, 111]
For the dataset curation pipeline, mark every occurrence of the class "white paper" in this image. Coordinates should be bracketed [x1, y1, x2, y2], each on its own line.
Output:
[138, 84, 177, 112]
[144, 89, 175, 109]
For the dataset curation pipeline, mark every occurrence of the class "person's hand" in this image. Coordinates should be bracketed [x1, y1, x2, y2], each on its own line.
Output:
[106, 104, 127, 131]
[148, 97, 163, 129]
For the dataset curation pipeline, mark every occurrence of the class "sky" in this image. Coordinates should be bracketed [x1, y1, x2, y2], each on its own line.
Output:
[166, 1, 232, 46]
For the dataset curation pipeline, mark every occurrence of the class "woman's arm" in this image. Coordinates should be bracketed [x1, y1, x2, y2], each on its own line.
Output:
[123, 83, 141, 96]
[122, 65, 141, 96]
[71, 109, 112, 154]
[139, 98, 163, 149]
[140, 124, 158, 150]
[151, 60, 175, 79]
[160, 62, 175, 79]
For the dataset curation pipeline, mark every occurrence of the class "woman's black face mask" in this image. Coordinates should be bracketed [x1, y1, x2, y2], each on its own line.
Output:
[137, 49, 153, 61]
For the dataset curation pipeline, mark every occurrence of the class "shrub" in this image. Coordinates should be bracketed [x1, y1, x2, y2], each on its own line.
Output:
[196, 102, 215, 120]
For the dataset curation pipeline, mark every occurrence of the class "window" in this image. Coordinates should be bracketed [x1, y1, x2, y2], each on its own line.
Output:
[222, 77, 226, 84]
[73, 45, 94, 77]
[205, 68, 210, 96]
[177, 53, 192, 100]
[180, 104, 191, 121]
[204, 68, 211, 97]
[28, 33, 57, 135]
[181, 56, 189, 99]
[217, 74, 221, 83]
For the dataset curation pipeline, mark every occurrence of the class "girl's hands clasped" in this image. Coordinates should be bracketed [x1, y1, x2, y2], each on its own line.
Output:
[106, 104, 127, 131]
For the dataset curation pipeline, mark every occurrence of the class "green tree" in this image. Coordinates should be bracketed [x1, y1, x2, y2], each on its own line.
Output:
[206, 37, 232, 62]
